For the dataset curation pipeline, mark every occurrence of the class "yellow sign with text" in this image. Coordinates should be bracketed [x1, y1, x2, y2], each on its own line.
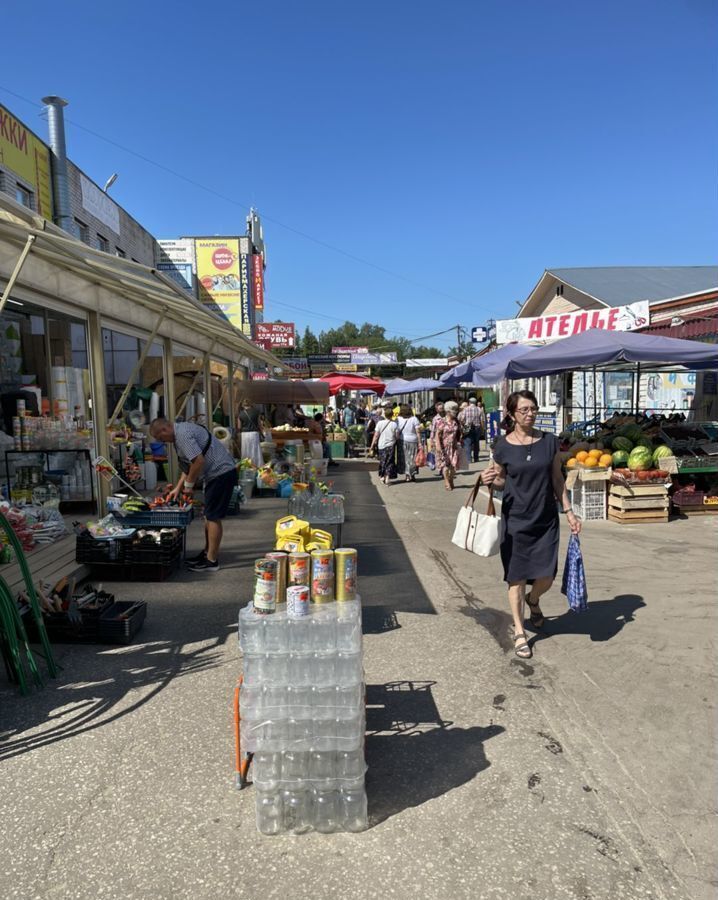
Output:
[0, 105, 53, 220]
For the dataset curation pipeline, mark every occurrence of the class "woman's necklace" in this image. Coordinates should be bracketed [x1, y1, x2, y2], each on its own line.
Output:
[516, 428, 535, 461]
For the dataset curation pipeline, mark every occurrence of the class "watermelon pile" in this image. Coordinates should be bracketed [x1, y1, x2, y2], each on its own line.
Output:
[627, 446, 653, 471]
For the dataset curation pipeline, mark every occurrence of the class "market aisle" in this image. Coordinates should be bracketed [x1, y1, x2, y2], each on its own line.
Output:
[0, 461, 715, 900]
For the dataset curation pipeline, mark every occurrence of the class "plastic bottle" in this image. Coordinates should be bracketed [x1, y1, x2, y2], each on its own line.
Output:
[312, 786, 341, 833]
[256, 788, 283, 835]
[341, 784, 368, 832]
[282, 788, 312, 834]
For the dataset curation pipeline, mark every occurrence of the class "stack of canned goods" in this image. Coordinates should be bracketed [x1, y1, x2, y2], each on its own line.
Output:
[252, 548, 358, 615]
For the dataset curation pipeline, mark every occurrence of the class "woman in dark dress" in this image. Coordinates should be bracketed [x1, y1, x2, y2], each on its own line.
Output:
[479, 390, 581, 659]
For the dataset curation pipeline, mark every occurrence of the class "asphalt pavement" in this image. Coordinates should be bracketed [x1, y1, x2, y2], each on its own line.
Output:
[0, 459, 715, 900]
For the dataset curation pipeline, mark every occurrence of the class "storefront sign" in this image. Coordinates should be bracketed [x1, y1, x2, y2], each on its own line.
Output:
[252, 253, 264, 310]
[404, 357, 447, 368]
[351, 352, 398, 365]
[0, 104, 53, 219]
[332, 346, 369, 354]
[471, 326, 487, 343]
[282, 357, 311, 377]
[251, 371, 269, 380]
[534, 413, 558, 434]
[496, 300, 650, 344]
[308, 354, 351, 365]
[255, 322, 295, 348]
[240, 253, 251, 336]
[335, 364, 358, 372]
[155, 239, 196, 292]
[156, 262, 194, 291]
[80, 173, 121, 235]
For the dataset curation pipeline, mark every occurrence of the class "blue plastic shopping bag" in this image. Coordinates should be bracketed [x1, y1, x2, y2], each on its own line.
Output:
[426, 451, 436, 471]
[561, 534, 588, 613]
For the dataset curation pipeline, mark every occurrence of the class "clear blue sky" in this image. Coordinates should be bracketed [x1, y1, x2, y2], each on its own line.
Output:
[2, 0, 716, 351]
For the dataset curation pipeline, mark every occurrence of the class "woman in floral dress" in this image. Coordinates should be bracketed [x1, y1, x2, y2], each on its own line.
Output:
[436, 400, 461, 490]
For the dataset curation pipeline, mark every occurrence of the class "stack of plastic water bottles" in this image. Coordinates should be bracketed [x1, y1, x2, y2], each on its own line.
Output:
[238, 598, 368, 834]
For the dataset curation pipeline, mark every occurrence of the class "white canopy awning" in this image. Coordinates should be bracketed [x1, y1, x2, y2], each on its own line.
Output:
[0, 195, 286, 371]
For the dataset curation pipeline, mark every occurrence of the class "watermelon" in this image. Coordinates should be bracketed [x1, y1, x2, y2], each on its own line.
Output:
[635, 436, 653, 451]
[652, 445, 673, 464]
[611, 450, 629, 467]
[612, 436, 633, 453]
[627, 446, 653, 471]
[622, 425, 644, 444]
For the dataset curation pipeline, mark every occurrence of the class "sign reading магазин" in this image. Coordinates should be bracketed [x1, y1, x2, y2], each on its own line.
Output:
[80, 173, 120, 235]
[496, 300, 650, 344]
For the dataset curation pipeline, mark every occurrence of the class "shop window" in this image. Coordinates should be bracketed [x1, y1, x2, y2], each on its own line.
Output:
[102, 327, 164, 422]
[75, 218, 90, 244]
[15, 184, 33, 210]
[97, 234, 110, 253]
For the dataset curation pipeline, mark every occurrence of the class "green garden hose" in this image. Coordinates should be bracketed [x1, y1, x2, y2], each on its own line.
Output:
[0, 512, 58, 682]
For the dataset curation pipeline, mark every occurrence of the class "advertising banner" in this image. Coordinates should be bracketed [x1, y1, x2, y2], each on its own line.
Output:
[251, 371, 269, 381]
[156, 239, 196, 293]
[80, 173, 121, 234]
[0, 104, 53, 220]
[255, 323, 295, 349]
[332, 346, 369, 355]
[195, 238, 252, 334]
[308, 354, 351, 365]
[495, 300, 650, 344]
[252, 253, 264, 310]
[239, 253, 252, 335]
[282, 357, 311, 377]
[350, 351, 398, 365]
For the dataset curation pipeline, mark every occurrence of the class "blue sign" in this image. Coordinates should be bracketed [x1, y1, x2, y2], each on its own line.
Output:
[471, 326, 487, 343]
[157, 262, 193, 292]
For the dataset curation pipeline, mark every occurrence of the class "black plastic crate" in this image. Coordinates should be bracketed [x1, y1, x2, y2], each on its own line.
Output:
[26, 591, 115, 643]
[130, 530, 182, 564]
[76, 532, 132, 565]
[98, 600, 147, 644]
[130, 558, 180, 581]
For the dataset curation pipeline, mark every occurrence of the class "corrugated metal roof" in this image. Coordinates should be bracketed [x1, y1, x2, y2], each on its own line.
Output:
[641, 314, 718, 342]
[547, 266, 718, 307]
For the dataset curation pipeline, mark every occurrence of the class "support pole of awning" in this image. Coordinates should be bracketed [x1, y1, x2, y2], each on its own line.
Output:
[107, 310, 167, 427]
[0, 234, 35, 315]
[176, 342, 216, 419]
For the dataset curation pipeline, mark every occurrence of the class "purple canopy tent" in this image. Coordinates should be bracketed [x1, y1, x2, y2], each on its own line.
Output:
[440, 342, 538, 387]
[504, 329, 718, 378]
[502, 328, 718, 418]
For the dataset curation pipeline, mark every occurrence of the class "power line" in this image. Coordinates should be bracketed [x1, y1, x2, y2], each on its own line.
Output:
[0, 85, 497, 314]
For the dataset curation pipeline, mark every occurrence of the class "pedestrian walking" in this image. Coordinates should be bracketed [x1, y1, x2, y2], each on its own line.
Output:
[237, 399, 265, 468]
[435, 400, 461, 490]
[149, 417, 238, 573]
[397, 403, 421, 481]
[458, 396, 483, 463]
[478, 389, 581, 659]
[370, 407, 398, 484]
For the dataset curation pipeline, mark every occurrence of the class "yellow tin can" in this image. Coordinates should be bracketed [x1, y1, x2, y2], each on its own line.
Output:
[334, 548, 358, 602]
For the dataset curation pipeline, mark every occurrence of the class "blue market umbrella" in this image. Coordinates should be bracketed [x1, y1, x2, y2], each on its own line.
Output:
[441, 343, 538, 387]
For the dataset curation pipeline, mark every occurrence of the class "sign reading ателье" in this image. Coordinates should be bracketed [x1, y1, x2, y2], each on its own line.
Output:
[495, 300, 650, 345]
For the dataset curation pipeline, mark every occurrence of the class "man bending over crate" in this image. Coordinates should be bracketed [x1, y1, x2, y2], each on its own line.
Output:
[150, 418, 238, 573]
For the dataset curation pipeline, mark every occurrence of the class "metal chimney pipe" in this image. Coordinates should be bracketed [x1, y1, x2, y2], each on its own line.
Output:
[41, 96, 72, 233]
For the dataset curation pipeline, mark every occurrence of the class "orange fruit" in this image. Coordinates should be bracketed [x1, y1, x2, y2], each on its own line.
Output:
[599, 454, 613, 467]
[583, 457, 598, 468]
[575, 451, 589, 462]
[566, 457, 578, 468]
[588, 449, 602, 459]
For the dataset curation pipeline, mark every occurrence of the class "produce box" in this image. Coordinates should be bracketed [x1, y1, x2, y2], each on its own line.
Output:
[328, 440, 346, 459]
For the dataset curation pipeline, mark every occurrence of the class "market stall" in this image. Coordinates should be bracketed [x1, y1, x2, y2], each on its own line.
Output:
[502, 329, 718, 523]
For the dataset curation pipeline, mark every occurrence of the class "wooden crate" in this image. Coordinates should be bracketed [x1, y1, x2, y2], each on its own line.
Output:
[608, 483, 670, 524]
[609, 483, 669, 498]
[608, 509, 669, 525]
[609, 495, 670, 511]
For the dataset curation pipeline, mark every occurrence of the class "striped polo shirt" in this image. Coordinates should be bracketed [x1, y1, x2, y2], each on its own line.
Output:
[174, 423, 235, 483]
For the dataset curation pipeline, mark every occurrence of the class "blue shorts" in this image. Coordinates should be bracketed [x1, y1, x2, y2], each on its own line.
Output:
[203, 469, 238, 521]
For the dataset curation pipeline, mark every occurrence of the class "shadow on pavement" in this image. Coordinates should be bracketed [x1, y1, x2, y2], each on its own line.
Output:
[542, 593, 646, 643]
[365, 680, 503, 826]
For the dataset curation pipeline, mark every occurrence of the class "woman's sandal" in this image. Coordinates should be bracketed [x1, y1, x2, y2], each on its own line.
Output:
[513, 632, 532, 659]
[526, 596, 545, 629]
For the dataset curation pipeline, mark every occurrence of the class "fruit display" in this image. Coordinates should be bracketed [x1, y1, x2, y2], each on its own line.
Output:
[627, 447, 653, 471]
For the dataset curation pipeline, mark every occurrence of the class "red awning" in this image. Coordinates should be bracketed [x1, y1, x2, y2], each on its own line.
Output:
[319, 373, 386, 396]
